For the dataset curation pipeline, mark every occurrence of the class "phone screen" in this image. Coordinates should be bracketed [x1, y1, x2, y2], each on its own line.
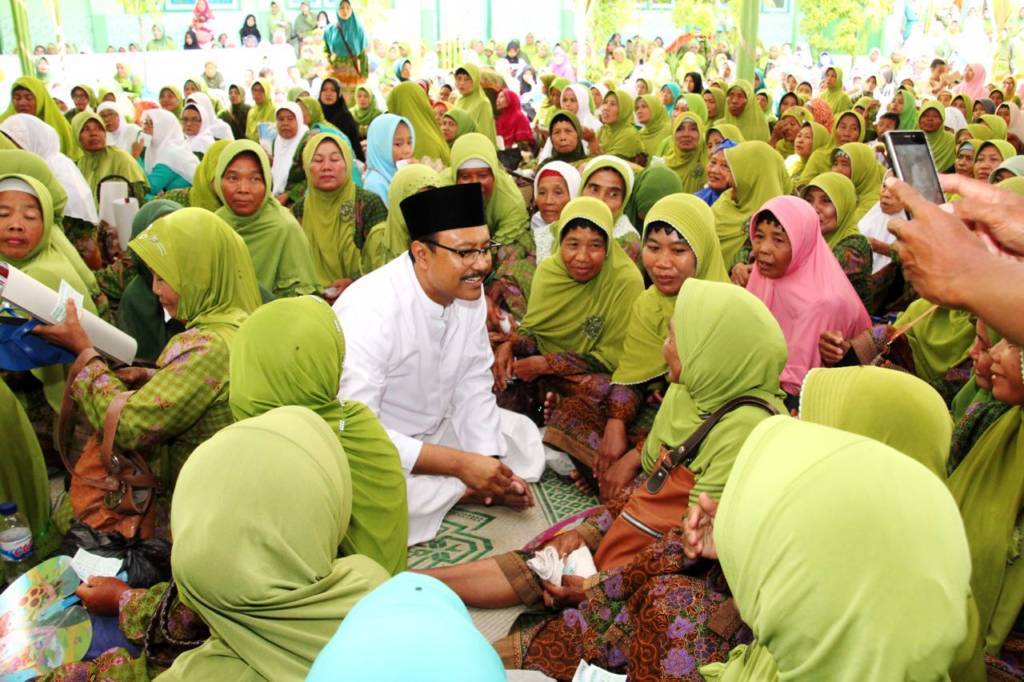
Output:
[883, 131, 945, 205]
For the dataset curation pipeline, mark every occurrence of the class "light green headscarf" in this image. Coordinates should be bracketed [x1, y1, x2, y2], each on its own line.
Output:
[919, 100, 958, 171]
[441, 132, 531, 249]
[966, 122, 994, 141]
[662, 112, 708, 193]
[160, 406, 390, 681]
[596, 89, 644, 159]
[187, 139, 231, 211]
[298, 96, 326, 127]
[128, 207, 261, 340]
[703, 417, 971, 681]
[387, 81, 451, 164]
[362, 164, 442, 273]
[442, 109, 477, 145]
[71, 111, 149, 199]
[579, 155, 635, 223]
[158, 84, 184, 117]
[896, 88, 918, 130]
[832, 110, 866, 144]
[721, 80, 770, 142]
[613, 195, 728, 386]
[622, 162, 682, 227]
[70, 83, 98, 111]
[682, 92, 708, 124]
[639, 279, 787, 485]
[213, 140, 319, 297]
[819, 66, 853, 114]
[979, 113, 1009, 140]
[454, 63, 497, 144]
[707, 123, 745, 145]
[229, 297, 408, 575]
[349, 85, 382, 130]
[636, 94, 670, 156]
[245, 78, 277, 141]
[800, 366, 953, 479]
[976, 140, 1018, 179]
[712, 141, 789, 268]
[773, 106, 811, 157]
[1, 76, 80, 159]
[705, 87, 726, 123]
[793, 120, 837, 187]
[519, 197, 643, 372]
[300, 133, 361, 285]
[892, 298, 975, 385]
[835, 142, 885, 223]
[803, 171, 859, 250]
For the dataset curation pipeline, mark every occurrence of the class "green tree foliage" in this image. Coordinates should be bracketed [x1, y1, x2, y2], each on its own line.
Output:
[800, 0, 894, 56]
[674, 0, 727, 36]
[118, 0, 162, 46]
[585, 0, 635, 80]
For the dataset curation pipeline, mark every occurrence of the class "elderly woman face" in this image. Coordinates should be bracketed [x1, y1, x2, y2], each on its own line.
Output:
[0, 189, 44, 260]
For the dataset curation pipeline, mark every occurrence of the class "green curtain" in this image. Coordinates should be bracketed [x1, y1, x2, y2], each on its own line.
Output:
[10, 0, 32, 76]
[736, 0, 760, 82]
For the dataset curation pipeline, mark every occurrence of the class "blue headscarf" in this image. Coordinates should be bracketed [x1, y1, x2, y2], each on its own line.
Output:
[393, 59, 411, 82]
[694, 139, 738, 207]
[307, 573, 505, 682]
[324, 1, 367, 57]
[661, 82, 682, 114]
[362, 113, 414, 203]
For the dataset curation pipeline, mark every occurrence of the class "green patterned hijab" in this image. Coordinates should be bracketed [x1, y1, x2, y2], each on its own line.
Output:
[161, 406, 389, 681]
[300, 133, 360, 285]
[519, 197, 644, 371]
[662, 112, 708, 193]
[803, 171, 859, 250]
[639, 279, 787, 484]
[721, 80, 770, 142]
[597, 89, 643, 159]
[229, 296, 408, 575]
[636, 94, 670, 156]
[613, 195, 728, 386]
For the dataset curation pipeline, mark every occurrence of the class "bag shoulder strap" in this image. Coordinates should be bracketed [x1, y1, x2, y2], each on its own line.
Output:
[646, 395, 779, 494]
[58, 348, 103, 470]
[101, 390, 136, 472]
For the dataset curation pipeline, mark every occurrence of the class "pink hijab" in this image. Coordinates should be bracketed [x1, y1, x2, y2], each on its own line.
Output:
[958, 63, 987, 99]
[496, 88, 534, 146]
[746, 196, 871, 395]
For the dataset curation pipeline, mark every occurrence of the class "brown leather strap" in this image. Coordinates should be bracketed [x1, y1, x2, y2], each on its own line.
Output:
[57, 348, 103, 472]
[100, 391, 135, 472]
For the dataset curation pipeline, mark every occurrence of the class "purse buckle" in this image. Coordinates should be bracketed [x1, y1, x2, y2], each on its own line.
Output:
[104, 482, 126, 509]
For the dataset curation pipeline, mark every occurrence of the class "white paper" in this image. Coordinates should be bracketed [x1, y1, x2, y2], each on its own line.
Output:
[163, 307, 173, 323]
[571, 661, 627, 682]
[98, 181, 129, 227]
[0, 263, 138, 364]
[51, 280, 85, 323]
[526, 545, 597, 587]
[70, 548, 123, 582]
[112, 198, 140, 252]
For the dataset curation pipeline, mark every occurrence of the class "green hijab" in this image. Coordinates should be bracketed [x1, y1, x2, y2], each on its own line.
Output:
[953, 94, 974, 118]
[300, 133, 361, 285]
[213, 140, 318, 297]
[977, 139, 1018, 174]
[160, 406, 389, 681]
[991, 155, 1024, 182]
[70, 83, 98, 110]
[721, 80, 770, 142]
[835, 142, 886, 223]
[442, 132, 531, 249]
[117, 200, 186, 363]
[705, 87, 726, 123]
[188, 139, 231, 211]
[803, 171, 859, 250]
[597, 89, 643, 159]
[613, 195, 728, 386]
[820, 66, 853, 114]
[349, 85, 382, 129]
[712, 141, 789, 268]
[708, 123, 745, 146]
[453, 63, 497, 144]
[298, 96, 326, 127]
[519, 197, 644, 371]
[158, 84, 184, 117]
[245, 78, 277, 141]
[622, 162, 682, 227]
[636, 94, 670, 156]
[773, 106, 811, 157]
[662, 112, 708, 193]
[794, 121, 837, 187]
[800, 366, 953, 479]
[387, 81, 451, 164]
[979, 113, 1009, 140]
[1, 76, 79, 159]
[129, 207, 261, 340]
[71, 111, 149, 199]
[363, 164, 442, 272]
[832, 110, 866, 144]
[579, 155, 635, 225]
[681, 92, 708, 124]
[442, 109, 477, 144]
[892, 298, 975, 385]
[703, 417, 971, 681]
[639, 278, 787, 483]
[919, 100, 958, 171]
[896, 88, 918, 130]
[967, 122, 994, 141]
[229, 296, 408, 575]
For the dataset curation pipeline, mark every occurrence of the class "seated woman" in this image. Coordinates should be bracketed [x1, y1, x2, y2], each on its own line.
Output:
[72, 111, 148, 205]
[536, 110, 589, 168]
[294, 133, 387, 298]
[2, 76, 79, 159]
[919, 100, 957, 173]
[856, 176, 915, 314]
[662, 112, 707, 192]
[801, 172, 872, 308]
[360, 164, 442, 274]
[386, 81, 452, 165]
[831, 110, 866, 146]
[592, 89, 643, 162]
[767, 105, 809, 158]
[495, 197, 643, 476]
[157, 85, 183, 117]
[972, 139, 1017, 183]
[830, 142, 885, 223]
[97, 102, 141, 153]
[720, 79, 770, 142]
[529, 160, 581, 267]
[622, 163, 683, 228]
[424, 279, 787, 679]
[989, 156, 1024, 184]
[440, 109, 477, 147]
[269, 102, 309, 206]
[694, 139, 736, 207]
[244, 78, 276, 142]
[140, 109, 198, 201]
[62, 406, 390, 680]
[230, 296, 408, 575]
[349, 85, 382, 139]
[212, 140, 319, 298]
[363, 113, 414, 204]
[788, 119, 830, 184]
[595, 194, 730, 500]
[184, 91, 234, 142]
[635, 94, 669, 158]
[579, 154, 642, 264]
[180, 102, 214, 155]
[705, 123, 744, 152]
[744, 195, 871, 408]
[35, 207, 261, 490]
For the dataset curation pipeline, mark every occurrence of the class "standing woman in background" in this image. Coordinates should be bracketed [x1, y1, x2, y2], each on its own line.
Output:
[324, 0, 369, 104]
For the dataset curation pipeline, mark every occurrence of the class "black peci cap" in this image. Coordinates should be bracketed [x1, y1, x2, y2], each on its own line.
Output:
[401, 183, 487, 241]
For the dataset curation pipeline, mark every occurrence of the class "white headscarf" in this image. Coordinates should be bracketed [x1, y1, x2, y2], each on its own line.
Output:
[998, 101, 1024, 140]
[0, 113, 99, 224]
[564, 83, 602, 132]
[143, 109, 199, 182]
[270, 102, 308, 196]
[185, 91, 235, 141]
[943, 106, 968, 135]
[182, 102, 216, 154]
[97, 101, 141, 153]
[530, 160, 583, 262]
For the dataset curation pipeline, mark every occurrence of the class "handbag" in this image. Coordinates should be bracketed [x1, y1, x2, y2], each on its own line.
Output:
[0, 312, 76, 371]
[58, 349, 157, 540]
[593, 396, 778, 571]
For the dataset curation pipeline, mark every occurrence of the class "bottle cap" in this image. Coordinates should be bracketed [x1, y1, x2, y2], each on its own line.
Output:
[0, 502, 16, 515]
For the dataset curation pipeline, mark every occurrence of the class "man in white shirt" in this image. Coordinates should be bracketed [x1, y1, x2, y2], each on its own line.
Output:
[335, 183, 546, 545]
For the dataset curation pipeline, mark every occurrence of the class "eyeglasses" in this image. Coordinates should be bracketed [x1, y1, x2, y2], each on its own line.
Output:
[424, 239, 502, 264]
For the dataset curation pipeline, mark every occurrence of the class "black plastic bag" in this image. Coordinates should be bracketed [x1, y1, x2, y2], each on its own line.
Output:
[59, 522, 171, 588]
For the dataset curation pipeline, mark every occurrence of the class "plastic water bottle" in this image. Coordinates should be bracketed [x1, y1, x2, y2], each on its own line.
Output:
[0, 502, 33, 585]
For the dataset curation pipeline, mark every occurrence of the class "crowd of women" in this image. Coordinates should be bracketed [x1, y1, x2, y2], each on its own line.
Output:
[3, 0, 1024, 679]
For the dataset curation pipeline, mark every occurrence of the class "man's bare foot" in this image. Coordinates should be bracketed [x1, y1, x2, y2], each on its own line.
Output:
[568, 469, 595, 496]
[461, 477, 534, 510]
[543, 391, 560, 423]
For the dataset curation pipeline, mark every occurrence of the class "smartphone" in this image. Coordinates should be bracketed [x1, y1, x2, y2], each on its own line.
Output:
[882, 131, 945, 212]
